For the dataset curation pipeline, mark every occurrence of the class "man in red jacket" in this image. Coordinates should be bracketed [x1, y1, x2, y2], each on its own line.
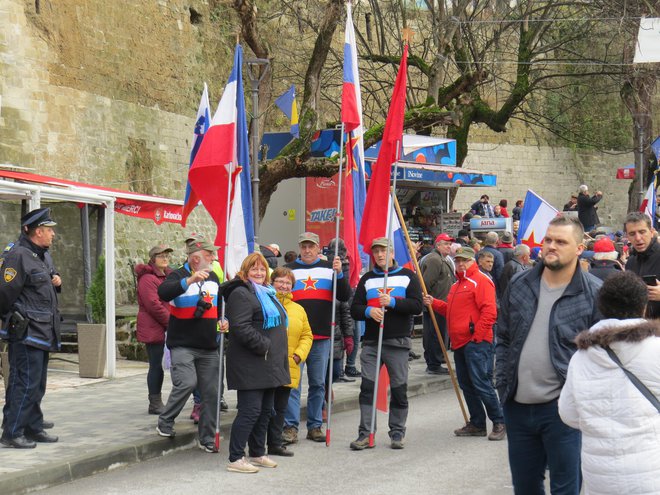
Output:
[423, 246, 505, 441]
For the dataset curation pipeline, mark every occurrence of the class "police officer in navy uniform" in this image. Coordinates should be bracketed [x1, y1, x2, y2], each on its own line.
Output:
[0, 208, 61, 448]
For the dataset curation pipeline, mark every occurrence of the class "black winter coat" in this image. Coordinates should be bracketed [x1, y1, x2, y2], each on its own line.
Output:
[588, 259, 623, 281]
[577, 193, 601, 229]
[625, 236, 660, 318]
[222, 279, 290, 391]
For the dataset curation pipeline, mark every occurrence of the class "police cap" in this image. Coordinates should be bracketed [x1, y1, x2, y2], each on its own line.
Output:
[21, 208, 57, 229]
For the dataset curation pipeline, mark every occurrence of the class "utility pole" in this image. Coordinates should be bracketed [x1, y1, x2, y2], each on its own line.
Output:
[634, 115, 648, 209]
[246, 58, 270, 241]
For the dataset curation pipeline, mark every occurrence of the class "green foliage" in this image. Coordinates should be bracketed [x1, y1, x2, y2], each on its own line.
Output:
[86, 256, 106, 324]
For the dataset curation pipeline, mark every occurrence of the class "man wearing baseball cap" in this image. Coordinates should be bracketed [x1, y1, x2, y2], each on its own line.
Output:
[155, 235, 227, 453]
[1, 208, 61, 448]
[418, 233, 456, 375]
[423, 246, 505, 441]
[349, 237, 423, 450]
[281, 232, 351, 444]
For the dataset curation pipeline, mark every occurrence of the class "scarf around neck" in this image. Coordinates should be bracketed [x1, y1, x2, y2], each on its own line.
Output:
[252, 282, 287, 330]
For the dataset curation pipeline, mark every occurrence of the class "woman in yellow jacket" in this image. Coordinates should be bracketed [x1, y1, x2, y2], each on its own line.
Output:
[267, 267, 313, 457]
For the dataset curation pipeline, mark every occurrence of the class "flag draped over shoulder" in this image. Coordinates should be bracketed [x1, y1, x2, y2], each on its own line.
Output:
[341, 1, 367, 287]
[188, 44, 255, 272]
[275, 85, 300, 138]
[358, 44, 409, 254]
[181, 83, 211, 227]
[517, 190, 559, 248]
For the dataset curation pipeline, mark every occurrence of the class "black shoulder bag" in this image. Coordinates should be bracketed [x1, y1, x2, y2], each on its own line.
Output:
[604, 346, 660, 414]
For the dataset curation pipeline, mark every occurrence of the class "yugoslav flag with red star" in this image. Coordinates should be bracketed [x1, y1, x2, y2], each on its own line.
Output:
[291, 267, 334, 302]
[517, 190, 559, 248]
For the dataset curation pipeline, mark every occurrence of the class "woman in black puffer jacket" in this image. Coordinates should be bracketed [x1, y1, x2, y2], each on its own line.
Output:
[222, 252, 290, 473]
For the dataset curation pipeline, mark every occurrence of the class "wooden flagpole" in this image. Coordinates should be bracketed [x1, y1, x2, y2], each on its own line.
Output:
[391, 192, 468, 424]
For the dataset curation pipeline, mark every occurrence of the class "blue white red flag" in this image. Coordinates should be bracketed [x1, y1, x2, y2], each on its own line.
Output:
[181, 83, 211, 227]
[359, 44, 409, 256]
[640, 182, 656, 222]
[188, 44, 255, 274]
[517, 190, 559, 248]
[275, 85, 300, 138]
[341, 1, 367, 286]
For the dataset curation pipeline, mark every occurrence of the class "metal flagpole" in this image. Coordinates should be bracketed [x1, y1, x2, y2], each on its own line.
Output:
[392, 193, 468, 423]
[325, 123, 346, 447]
[368, 140, 400, 448]
[214, 163, 234, 451]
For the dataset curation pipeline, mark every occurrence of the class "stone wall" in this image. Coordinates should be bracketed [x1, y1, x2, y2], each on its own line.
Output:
[0, 0, 638, 315]
[454, 142, 633, 228]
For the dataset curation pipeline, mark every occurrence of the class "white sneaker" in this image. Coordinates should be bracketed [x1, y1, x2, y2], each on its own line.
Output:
[248, 455, 278, 468]
[227, 456, 259, 473]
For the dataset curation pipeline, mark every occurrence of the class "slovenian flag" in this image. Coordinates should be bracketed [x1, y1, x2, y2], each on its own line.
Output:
[188, 44, 255, 274]
[341, 1, 368, 287]
[359, 43, 411, 268]
[181, 83, 211, 227]
[275, 85, 300, 138]
[518, 190, 559, 248]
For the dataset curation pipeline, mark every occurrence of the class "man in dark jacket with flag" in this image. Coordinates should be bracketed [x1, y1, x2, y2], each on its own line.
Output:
[349, 237, 423, 450]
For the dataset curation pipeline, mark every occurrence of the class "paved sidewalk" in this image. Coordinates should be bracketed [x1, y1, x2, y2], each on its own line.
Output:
[0, 340, 454, 495]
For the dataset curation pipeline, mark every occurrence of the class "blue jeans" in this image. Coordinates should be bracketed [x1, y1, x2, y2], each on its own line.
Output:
[453, 341, 503, 428]
[284, 338, 330, 430]
[503, 399, 582, 495]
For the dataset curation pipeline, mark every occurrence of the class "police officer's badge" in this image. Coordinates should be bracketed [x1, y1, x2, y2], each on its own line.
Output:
[4, 268, 16, 282]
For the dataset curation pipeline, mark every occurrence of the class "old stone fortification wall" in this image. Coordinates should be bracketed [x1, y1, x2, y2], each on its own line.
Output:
[0, 0, 222, 309]
[0, 0, 636, 312]
[454, 139, 633, 228]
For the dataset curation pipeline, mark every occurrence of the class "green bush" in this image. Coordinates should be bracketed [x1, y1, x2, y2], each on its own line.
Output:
[86, 256, 106, 323]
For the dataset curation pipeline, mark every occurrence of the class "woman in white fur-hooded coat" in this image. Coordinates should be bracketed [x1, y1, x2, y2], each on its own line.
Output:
[559, 272, 660, 495]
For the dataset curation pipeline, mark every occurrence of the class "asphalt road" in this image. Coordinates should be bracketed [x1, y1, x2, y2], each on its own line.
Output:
[37, 388, 515, 495]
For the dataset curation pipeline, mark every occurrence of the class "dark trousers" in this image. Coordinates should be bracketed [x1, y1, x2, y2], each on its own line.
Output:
[229, 388, 275, 462]
[453, 342, 503, 429]
[423, 311, 447, 370]
[2, 342, 48, 439]
[267, 386, 291, 449]
[503, 399, 582, 495]
[145, 343, 164, 396]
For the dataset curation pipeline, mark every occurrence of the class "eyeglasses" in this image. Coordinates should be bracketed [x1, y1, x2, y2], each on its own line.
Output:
[155, 254, 171, 259]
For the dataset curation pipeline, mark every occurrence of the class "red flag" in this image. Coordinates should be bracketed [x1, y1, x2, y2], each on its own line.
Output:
[358, 44, 408, 253]
[376, 364, 390, 412]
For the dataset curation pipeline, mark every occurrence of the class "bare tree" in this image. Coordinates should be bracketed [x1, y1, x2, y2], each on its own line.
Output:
[233, 0, 648, 218]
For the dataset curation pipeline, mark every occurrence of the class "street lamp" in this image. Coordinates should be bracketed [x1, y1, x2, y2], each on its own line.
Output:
[246, 58, 270, 240]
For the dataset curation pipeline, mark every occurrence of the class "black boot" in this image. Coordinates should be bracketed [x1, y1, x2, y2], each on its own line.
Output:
[148, 394, 164, 415]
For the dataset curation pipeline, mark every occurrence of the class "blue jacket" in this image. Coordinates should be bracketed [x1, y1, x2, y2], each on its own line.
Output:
[495, 260, 602, 404]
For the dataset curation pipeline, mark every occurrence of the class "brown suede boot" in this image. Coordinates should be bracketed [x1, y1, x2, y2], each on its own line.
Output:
[148, 394, 165, 415]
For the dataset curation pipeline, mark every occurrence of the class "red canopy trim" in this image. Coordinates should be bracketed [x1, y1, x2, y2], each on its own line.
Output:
[0, 170, 183, 225]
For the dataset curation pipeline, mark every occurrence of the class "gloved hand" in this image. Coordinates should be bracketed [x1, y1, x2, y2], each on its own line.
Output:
[343, 336, 354, 356]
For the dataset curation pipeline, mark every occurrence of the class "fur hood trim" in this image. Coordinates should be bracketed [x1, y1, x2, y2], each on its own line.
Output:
[575, 318, 660, 350]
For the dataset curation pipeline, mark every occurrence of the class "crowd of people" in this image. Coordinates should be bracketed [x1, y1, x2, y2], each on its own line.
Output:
[1, 188, 659, 493]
